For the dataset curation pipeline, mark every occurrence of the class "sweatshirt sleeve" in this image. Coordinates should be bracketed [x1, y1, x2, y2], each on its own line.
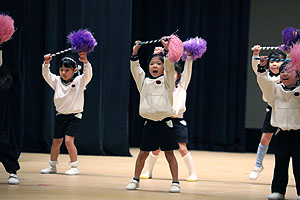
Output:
[181, 56, 193, 90]
[164, 57, 175, 93]
[130, 60, 145, 93]
[252, 55, 260, 75]
[256, 71, 276, 107]
[0, 50, 2, 67]
[81, 62, 93, 86]
[42, 63, 59, 90]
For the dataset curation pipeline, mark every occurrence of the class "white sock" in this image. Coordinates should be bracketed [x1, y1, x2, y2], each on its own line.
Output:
[70, 161, 79, 168]
[183, 152, 196, 176]
[144, 152, 158, 176]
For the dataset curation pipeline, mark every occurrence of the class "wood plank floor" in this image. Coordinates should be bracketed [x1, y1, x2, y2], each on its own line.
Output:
[0, 149, 298, 200]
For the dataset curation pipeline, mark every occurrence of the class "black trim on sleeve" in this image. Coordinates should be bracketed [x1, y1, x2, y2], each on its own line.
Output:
[257, 64, 266, 73]
[130, 54, 139, 61]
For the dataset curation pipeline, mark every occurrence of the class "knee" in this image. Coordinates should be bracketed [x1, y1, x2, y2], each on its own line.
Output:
[64, 138, 74, 147]
[52, 139, 63, 148]
[178, 148, 188, 157]
[152, 150, 160, 155]
[261, 133, 273, 145]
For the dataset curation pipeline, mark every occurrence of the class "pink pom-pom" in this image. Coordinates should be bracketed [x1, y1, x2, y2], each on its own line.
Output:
[0, 14, 15, 44]
[167, 35, 183, 63]
[290, 42, 300, 70]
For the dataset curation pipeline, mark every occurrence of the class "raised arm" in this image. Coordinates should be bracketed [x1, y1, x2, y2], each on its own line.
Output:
[130, 40, 145, 93]
[256, 70, 276, 106]
[181, 55, 193, 90]
[130, 59, 145, 93]
[78, 52, 92, 86]
[42, 53, 59, 90]
[0, 49, 2, 67]
[163, 56, 175, 92]
[251, 45, 261, 74]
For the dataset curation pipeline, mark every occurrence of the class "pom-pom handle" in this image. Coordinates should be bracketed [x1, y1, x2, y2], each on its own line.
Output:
[51, 48, 72, 57]
[251, 46, 279, 51]
[253, 57, 291, 62]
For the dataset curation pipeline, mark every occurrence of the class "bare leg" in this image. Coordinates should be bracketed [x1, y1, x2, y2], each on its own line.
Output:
[134, 151, 149, 179]
[50, 138, 63, 161]
[178, 143, 188, 157]
[64, 135, 77, 162]
[261, 132, 273, 146]
[164, 150, 178, 182]
[140, 149, 160, 179]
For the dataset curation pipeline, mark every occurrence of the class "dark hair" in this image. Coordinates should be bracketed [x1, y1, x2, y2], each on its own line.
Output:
[147, 53, 164, 66]
[174, 62, 183, 74]
[0, 67, 12, 91]
[60, 57, 77, 69]
[267, 50, 286, 68]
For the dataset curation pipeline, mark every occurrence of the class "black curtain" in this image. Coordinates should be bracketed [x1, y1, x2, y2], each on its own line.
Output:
[1, 0, 132, 156]
[1, 0, 250, 156]
[129, 0, 250, 152]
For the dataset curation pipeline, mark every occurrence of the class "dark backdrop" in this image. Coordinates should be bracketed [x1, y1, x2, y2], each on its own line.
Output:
[1, 0, 250, 157]
[2, 0, 132, 156]
[129, 0, 250, 152]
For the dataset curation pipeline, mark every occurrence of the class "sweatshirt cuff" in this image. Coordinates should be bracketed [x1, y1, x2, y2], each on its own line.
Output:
[43, 62, 50, 67]
[130, 54, 139, 61]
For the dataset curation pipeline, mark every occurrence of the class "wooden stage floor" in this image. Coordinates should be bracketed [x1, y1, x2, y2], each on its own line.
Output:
[0, 148, 298, 200]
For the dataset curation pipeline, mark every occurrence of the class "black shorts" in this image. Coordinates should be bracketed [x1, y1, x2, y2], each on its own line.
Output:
[262, 106, 278, 133]
[54, 113, 82, 139]
[140, 118, 179, 151]
[172, 118, 189, 143]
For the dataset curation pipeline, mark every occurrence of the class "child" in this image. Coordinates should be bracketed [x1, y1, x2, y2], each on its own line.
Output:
[126, 38, 180, 193]
[249, 46, 286, 180]
[256, 61, 300, 200]
[0, 64, 20, 185]
[140, 47, 197, 182]
[40, 52, 92, 175]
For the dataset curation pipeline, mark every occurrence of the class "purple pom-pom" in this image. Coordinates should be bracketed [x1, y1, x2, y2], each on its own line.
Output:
[0, 14, 15, 45]
[182, 37, 207, 61]
[67, 29, 97, 53]
[167, 35, 183, 63]
[279, 27, 300, 52]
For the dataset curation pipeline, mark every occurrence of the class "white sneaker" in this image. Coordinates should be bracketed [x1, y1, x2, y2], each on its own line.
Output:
[65, 161, 80, 175]
[8, 174, 19, 185]
[40, 165, 57, 174]
[297, 195, 300, 200]
[169, 183, 180, 193]
[140, 172, 152, 179]
[249, 165, 264, 180]
[186, 174, 198, 182]
[267, 193, 285, 200]
[126, 179, 139, 190]
[65, 167, 80, 175]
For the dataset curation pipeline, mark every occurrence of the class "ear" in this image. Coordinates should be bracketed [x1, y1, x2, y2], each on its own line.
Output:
[74, 67, 78, 73]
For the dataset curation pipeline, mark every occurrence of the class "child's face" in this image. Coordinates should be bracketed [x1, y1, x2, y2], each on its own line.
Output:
[280, 70, 298, 87]
[149, 56, 164, 78]
[59, 65, 77, 82]
[269, 61, 283, 74]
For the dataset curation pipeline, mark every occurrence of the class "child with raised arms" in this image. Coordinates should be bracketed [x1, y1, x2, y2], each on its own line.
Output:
[126, 38, 180, 193]
[40, 52, 92, 175]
